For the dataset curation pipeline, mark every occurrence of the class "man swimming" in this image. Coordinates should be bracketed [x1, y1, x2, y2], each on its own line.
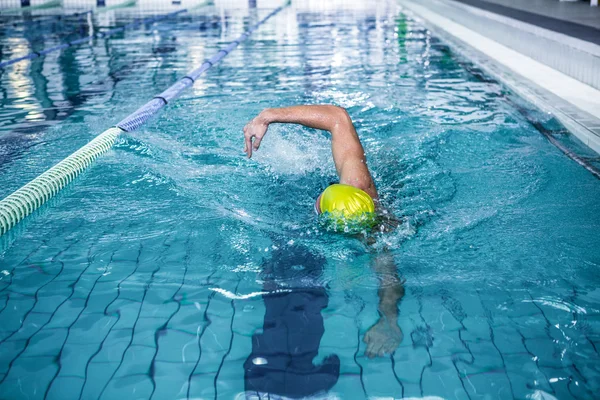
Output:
[243, 105, 405, 358]
[244, 105, 377, 217]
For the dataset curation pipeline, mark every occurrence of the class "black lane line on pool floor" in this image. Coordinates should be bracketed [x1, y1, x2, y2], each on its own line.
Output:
[213, 278, 240, 400]
[0, 221, 106, 389]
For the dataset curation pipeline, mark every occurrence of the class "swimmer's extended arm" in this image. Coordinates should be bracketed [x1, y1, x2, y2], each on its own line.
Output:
[364, 251, 405, 358]
[243, 105, 377, 199]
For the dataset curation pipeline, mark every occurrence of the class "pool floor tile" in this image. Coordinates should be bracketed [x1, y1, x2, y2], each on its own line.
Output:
[113, 344, 156, 378]
[428, 330, 471, 359]
[393, 345, 431, 385]
[360, 356, 404, 398]
[192, 346, 228, 375]
[421, 359, 470, 400]
[331, 373, 366, 398]
[79, 361, 120, 399]
[0, 355, 58, 399]
[0, 295, 35, 332]
[44, 298, 87, 329]
[321, 314, 362, 350]
[99, 373, 154, 400]
[231, 304, 266, 336]
[151, 360, 197, 399]
[224, 334, 253, 362]
[156, 328, 200, 363]
[85, 281, 121, 314]
[45, 375, 86, 400]
[199, 319, 233, 356]
[90, 328, 132, 364]
[0, 377, 46, 400]
[187, 372, 216, 399]
[0, 339, 26, 367]
[138, 290, 180, 319]
[67, 313, 119, 345]
[462, 316, 492, 342]
[105, 299, 142, 330]
[491, 324, 528, 354]
[8, 271, 56, 298]
[131, 316, 169, 347]
[34, 281, 74, 313]
[206, 296, 235, 321]
[459, 370, 514, 399]
[167, 304, 207, 333]
[113, 281, 151, 304]
[3, 311, 52, 342]
[215, 359, 247, 399]
[55, 342, 100, 378]
[543, 374, 577, 400]
[21, 328, 67, 358]
[111, 244, 143, 264]
[524, 337, 564, 369]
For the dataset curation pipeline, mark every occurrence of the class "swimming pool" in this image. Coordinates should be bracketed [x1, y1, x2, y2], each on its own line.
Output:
[1, 0, 599, 399]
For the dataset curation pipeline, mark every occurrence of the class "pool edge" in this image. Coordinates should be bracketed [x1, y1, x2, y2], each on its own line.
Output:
[397, 0, 600, 157]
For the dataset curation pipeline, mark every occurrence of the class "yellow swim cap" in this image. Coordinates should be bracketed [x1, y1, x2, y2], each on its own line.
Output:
[319, 184, 375, 220]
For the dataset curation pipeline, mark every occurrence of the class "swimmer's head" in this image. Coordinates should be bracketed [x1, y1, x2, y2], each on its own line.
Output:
[315, 184, 376, 230]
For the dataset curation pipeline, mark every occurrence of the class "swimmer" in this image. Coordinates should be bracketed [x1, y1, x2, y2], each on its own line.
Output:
[243, 105, 405, 358]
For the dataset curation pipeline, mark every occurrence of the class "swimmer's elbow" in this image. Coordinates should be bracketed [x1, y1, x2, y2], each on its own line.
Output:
[332, 106, 353, 127]
[325, 106, 354, 134]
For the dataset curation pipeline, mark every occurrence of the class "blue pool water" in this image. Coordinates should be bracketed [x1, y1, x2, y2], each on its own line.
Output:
[1, 1, 600, 399]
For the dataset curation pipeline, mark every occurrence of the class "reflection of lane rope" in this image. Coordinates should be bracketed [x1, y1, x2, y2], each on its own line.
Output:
[0, 10, 92, 29]
[0, 0, 137, 28]
[0, 8, 188, 69]
[0, 2, 290, 237]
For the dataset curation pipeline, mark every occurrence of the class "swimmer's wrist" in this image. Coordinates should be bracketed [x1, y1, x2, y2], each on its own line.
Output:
[258, 108, 275, 125]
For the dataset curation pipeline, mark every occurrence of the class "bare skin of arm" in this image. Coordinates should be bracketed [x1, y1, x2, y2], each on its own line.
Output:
[364, 251, 405, 358]
[243, 105, 403, 357]
[243, 105, 377, 199]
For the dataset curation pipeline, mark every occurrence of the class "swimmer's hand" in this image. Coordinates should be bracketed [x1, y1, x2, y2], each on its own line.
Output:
[243, 113, 269, 158]
[364, 319, 403, 358]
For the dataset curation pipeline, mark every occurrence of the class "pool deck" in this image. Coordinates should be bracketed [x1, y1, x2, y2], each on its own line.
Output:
[399, 0, 600, 156]
[454, 0, 600, 32]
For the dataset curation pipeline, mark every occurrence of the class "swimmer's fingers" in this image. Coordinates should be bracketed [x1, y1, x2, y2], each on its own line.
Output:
[243, 117, 269, 157]
[244, 132, 253, 158]
[253, 134, 263, 151]
[363, 330, 377, 358]
[383, 342, 397, 356]
[365, 341, 385, 359]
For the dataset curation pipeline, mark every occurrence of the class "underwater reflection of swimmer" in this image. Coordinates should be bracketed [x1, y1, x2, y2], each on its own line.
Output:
[244, 244, 340, 399]
[243, 105, 405, 357]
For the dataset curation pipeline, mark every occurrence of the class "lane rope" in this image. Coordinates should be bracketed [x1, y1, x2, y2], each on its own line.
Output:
[0, 7, 189, 69]
[0, 0, 138, 29]
[0, 10, 92, 29]
[0, 2, 289, 237]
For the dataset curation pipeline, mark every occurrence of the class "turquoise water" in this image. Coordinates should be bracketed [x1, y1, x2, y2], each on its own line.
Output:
[1, 1, 600, 399]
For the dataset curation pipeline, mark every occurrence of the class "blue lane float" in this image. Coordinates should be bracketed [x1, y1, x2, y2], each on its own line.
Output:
[0, 9, 93, 29]
[117, 5, 286, 131]
[0, 2, 289, 236]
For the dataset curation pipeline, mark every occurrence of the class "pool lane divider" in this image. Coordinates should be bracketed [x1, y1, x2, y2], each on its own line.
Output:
[0, 10, 92, 29]
[0, 0, 62, 15]
[0, 0, 137, 29]
[0, 2, 288, 236]
[0, 7, 188, 69]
